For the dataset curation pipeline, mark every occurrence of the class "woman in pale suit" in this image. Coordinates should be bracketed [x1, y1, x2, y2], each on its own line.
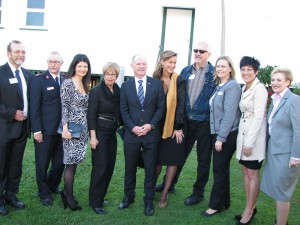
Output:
[235, 57, 268, 225]
[260, 68, 300, 225]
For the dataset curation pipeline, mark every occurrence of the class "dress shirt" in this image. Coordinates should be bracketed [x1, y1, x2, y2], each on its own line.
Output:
[134, 75, 147, 97]
[8, 62, 28, 117]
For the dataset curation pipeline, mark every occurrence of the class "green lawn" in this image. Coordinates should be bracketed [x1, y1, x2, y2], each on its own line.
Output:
[1, 137, 299, 225]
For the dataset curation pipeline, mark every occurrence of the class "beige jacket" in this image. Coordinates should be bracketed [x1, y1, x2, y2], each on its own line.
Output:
[236, 78, 268, 162]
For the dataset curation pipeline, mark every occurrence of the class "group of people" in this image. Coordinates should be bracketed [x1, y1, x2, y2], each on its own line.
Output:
[0, 40, 299, 225]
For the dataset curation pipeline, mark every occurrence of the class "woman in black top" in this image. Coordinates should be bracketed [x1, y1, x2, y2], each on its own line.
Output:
[87, 62, 121, 214]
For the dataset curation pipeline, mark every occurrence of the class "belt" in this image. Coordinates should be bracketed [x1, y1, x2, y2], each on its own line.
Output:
[98, 115, 116, 122]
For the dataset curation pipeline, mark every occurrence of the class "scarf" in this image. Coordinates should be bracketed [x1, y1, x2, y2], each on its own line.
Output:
[162, 72, 179, 139]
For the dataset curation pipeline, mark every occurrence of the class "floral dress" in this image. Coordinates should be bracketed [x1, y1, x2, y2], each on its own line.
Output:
[60, 79, 89, 164]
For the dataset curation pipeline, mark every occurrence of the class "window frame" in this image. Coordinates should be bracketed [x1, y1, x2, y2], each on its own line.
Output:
[23, 0, 47, 30]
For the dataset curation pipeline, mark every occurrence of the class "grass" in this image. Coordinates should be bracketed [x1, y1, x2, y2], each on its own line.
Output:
[1, 137, 299, 225]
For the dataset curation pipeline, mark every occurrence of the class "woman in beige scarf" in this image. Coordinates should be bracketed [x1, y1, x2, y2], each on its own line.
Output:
[153, 50, 186, 208]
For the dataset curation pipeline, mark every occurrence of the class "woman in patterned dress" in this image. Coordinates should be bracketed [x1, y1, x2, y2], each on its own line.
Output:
[60, 54, 91, 211]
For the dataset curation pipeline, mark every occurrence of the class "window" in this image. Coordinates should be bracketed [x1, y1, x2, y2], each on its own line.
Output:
[26, 0, 45, 27]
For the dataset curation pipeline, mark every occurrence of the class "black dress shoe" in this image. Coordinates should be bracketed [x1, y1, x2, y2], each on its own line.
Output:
[201, 209, 219, 217]
[0, 204, 9, 216]
[41, 197, 53, 207]
[144, 202, 154, 216]
[184, 194, 203, 206]
[94, 207, 107, 214]
[5, 196, 25, 209]
[118, 198, 134, 210]
[235, 207, 257, 221]
[50, 187, 62, 194]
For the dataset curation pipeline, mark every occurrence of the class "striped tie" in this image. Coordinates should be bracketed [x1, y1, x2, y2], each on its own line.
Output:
[138, 80, 144, 106]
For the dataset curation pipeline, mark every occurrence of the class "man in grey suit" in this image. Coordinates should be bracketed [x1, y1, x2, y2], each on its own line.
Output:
[118, 54, 165, 216]
[0, 40, 33, 215]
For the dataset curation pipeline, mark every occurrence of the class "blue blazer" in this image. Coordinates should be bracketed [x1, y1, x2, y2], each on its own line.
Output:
[0, 63, 33, 138]
[120, 76, 165, 143]
[29, 70, 66, 135]
[267, 89, 300, 158]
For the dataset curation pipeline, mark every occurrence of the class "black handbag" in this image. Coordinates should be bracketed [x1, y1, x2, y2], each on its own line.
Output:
[57, 122, 83, 139]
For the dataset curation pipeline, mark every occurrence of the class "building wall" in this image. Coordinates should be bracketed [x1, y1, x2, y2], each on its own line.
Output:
[0, 0, 222, 77]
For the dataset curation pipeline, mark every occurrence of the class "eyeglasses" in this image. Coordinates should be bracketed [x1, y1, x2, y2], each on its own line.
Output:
[193, 49, 207, 54]
[105, 73, 117, 78]
[47, 60, 61, 64]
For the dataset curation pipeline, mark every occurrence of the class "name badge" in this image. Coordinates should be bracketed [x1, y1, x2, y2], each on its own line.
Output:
[189, 75, 195, 80]
[9, 78, 18, 84]
[47, 87, 54, 90]
[217, 92, 223, 95]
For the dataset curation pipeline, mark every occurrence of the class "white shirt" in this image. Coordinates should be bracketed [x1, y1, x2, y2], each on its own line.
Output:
[134, 75, 147, 97]
[8, 62, 28, 117]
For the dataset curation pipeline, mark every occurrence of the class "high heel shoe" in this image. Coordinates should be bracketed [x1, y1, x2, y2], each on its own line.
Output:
[235, 207, 257, 221]
[61, 191, 82, 211]
[158, 195, 168, 208]
[236, 208, 257, 225]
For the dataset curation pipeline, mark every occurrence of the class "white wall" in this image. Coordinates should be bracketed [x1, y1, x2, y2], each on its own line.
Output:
[1, 0, 299, 83]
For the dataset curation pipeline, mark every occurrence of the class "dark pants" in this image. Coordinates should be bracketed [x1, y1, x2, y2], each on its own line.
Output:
[34, 134, 64, 199]
[89, 130, 117, 208]
[0, 122, 27, 203]
[123, 141, 158, 203]
[173, 120, 212, 198]
[208, 130, 238, 210]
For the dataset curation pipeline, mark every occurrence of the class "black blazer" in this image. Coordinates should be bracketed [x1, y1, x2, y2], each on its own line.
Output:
[30, 70, 66, 135]
[87, 82, 121, 131]
[120, 76, 165, 143]
[0, 63, 33, 138]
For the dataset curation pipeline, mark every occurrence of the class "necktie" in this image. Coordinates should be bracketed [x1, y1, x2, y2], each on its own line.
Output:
[138, 80, 144, 106]
[15, 69, 23, 98]
[55, 76, 59, 86]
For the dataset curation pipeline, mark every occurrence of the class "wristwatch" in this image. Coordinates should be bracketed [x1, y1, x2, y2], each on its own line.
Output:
[150, 124, 155, 130]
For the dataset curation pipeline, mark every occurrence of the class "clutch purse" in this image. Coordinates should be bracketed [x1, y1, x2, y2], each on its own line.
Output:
[57, 122, 83, 139]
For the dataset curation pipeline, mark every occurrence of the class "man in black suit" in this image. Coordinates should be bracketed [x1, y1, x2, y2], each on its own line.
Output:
[0, 40, 33, 215]
[30, 51, 65, 207]
[118, 54, 165, 216]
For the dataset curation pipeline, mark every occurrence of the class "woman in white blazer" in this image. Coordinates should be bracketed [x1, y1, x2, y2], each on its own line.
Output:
[235, 57, 268, 225]
[261, 68, 300, 225]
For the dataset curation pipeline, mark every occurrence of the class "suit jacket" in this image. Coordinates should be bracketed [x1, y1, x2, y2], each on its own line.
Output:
[236, 78, 268, 161]
[30, 70, 66, 135]
[120, 76, 165, 143]
[267, 89, 300, 158]
[209, 79, 241, 142]
[0, 63, 33, 138]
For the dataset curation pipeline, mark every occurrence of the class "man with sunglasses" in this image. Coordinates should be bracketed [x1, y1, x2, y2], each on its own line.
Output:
[156, 42, 216, 206]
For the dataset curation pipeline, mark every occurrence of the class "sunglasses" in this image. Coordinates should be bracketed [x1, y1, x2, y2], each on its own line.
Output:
[193, 49, 207, 54]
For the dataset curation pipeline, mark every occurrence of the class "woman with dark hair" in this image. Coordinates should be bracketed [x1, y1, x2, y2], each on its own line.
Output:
[202, 55, 241, 217]
[87, 62, 121, 214]
[153, 50, 186, 208]
[235, 56, 268, 225]
[60, 54, 91, 211]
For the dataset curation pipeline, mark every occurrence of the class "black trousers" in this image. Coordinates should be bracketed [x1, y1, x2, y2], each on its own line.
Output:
[172, 120, 212, 198]
[208, 130, 238, 210]
[123, 141, 158, 203]
[0, 122, 27, 203]
[89, 130, 117, 208]
[34, 134, 64, 199]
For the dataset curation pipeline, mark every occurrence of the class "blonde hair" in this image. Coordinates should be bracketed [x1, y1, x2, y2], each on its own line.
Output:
[103, 62, 120, 78]
[214, 55, 236, 84]
[271, 67, 293, 86]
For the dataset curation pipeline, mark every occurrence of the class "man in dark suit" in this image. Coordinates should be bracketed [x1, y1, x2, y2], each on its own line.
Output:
[30, 51, 65, 207]
[0, 40, 33, 215]
[118, 54, 165, 216]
